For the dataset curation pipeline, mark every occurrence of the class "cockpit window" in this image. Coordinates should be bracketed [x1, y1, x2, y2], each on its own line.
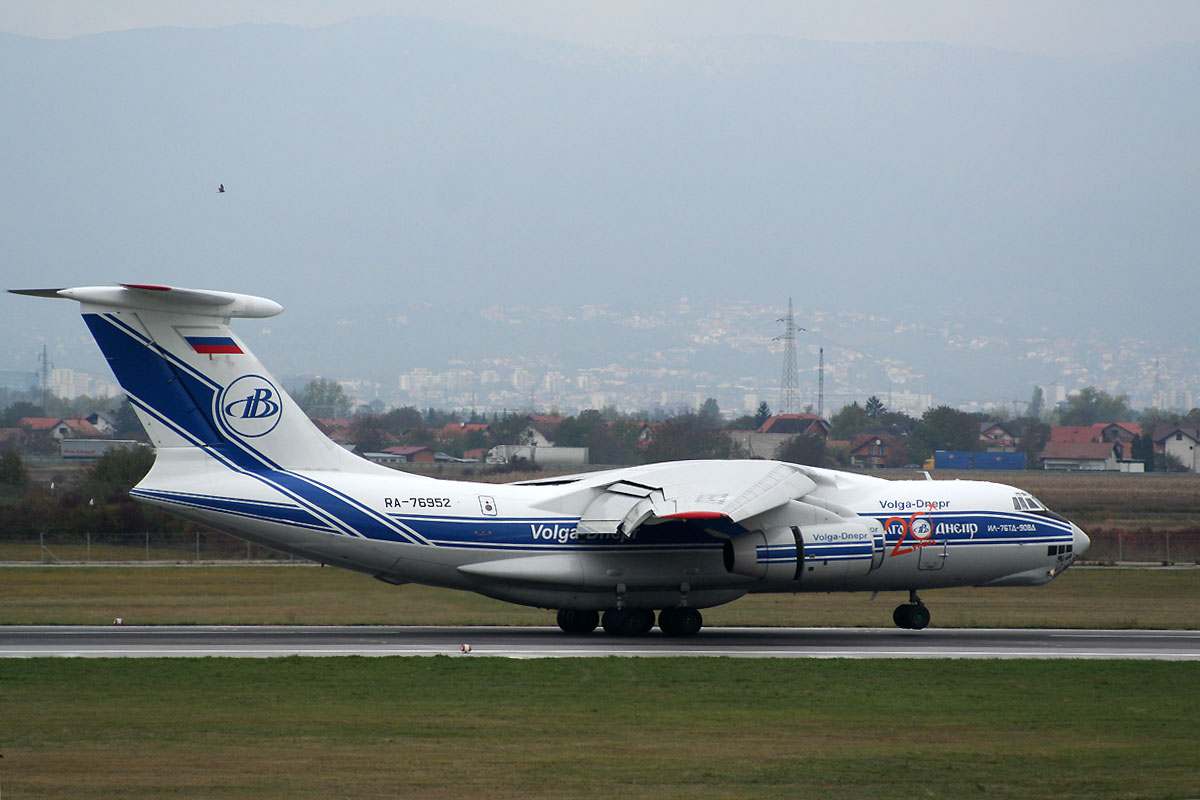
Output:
[1012, 495, 1043, 511]
[1014, 493, 1068, 523]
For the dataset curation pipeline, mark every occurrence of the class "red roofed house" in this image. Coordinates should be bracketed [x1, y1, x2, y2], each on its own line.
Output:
[724, 414, 830, 460]
[1049, 426, 1106, 444]
[19, 417, 107, 456]
[1040, 440, 1120, 471]
[756, 414, 831, 437]
[20, 417, 103, 440]
[979, 421, 1017, 450]
[441, 422, 489, 437]
[1044, 422, 1144, 467]
[379, 445, 436, 463]
[848, 432, 908, 469]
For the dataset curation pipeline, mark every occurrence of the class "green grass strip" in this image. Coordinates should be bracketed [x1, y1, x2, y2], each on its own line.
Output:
[1, 658, 1197, 799]
[3, 565, 1199, 628]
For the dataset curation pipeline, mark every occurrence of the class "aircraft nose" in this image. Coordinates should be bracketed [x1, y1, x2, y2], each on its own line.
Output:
[1072, 523, 1091, 556]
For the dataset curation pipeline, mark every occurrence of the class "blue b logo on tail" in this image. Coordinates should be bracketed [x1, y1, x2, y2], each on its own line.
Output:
[220, 375, 283, 438]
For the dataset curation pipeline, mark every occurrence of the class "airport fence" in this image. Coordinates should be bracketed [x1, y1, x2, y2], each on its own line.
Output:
[1079, 527, 1200, 565]
[0, 531, 300, 564]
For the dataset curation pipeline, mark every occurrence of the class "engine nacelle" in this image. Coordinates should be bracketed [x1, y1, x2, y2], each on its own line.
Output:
[797, 521, 881, 586]
[724, 520, 884, 585]
[723, 526, 800, 582]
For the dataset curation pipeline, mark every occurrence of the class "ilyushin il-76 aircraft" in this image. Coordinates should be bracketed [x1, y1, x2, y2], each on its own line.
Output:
[13, 284, 1091, 636]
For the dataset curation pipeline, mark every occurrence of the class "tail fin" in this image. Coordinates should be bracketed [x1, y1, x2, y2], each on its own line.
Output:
[11, 284, 365, 473]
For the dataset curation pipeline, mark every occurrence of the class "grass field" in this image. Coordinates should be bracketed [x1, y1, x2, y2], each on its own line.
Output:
[2, 658, 1197, 799]
[5, 470, 1199, 799]
[3, 565, 1198, 628]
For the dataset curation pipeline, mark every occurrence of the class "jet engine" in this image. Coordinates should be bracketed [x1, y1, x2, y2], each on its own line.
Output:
[724, 521, 884, 586]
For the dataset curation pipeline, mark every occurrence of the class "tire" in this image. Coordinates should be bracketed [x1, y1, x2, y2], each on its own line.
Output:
[556, 609, 599, 634]
[601, 608, 655, 636]
[658, 607, 703, 637]
[893, 604, 930, 630]
[909, 604, 931, 630]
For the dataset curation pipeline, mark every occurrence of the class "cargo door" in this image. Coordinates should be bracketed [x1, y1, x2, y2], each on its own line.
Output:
[916, 514, 948, 571]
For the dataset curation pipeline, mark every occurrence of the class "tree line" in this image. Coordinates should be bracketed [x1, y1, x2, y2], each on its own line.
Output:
[4, 379, 1197, 473]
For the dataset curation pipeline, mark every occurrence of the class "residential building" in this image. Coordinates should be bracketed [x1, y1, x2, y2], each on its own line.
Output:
[378, 445, 436, 463]
[17, 417, 104, 456]
[978, 421, 1017, 451]
[1039, 441, 1120, 471]
[848, 432, 907, 469]
[1044, 422, 1143, 465]
[724, 414, 830, 460]
[1152, 423, 1200, 472]
[522, 414, 565, 447]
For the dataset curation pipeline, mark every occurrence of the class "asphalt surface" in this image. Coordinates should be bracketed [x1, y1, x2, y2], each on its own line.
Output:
[2, 625, 1198, 659]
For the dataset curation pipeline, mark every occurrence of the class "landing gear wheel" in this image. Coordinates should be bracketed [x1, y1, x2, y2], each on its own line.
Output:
[658, 607, 703, 637]
[909, 604, 931, 630]
[601, 608, 655, 636]
[556, 609, 599, 634]
[892, 603, 931, 630]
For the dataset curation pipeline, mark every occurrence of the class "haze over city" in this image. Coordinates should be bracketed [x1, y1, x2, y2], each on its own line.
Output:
[2, 2, 1198, 417]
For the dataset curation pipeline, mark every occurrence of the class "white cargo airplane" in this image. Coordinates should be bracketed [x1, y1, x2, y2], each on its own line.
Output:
[12, 284, 1090, 636]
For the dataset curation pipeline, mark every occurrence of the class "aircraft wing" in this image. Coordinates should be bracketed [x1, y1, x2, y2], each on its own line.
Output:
[576, 460, 817, 538]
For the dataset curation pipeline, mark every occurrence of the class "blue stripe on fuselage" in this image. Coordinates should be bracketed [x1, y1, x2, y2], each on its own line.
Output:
[84, 313, 223, 445]
[871, 511, 1072, 548]
[131, 488, 335, 533]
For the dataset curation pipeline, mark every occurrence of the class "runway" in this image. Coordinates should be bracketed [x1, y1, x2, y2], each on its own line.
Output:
[2, 625, 1199, 659]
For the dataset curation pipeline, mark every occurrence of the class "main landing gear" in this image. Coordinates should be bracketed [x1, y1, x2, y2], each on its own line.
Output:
[555, 609, 600, 634]
[893, 590, 931, 630]
[555, 607, 703, 637]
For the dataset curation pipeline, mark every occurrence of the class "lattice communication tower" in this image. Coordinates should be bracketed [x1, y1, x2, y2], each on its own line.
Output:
[775, 298, 803, 415]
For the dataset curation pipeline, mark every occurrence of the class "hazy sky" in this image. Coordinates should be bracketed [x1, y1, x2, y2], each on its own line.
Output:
[5, 0, 1200, 56]
[2, 1, 1197, 407]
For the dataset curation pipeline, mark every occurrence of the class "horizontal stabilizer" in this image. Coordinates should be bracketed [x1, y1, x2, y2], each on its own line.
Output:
[9, 288, 68, 298]
[7, 284, 282, 318]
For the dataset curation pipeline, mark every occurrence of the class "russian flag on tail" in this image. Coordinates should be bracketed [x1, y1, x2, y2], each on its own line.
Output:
[185, 336, 243, 355]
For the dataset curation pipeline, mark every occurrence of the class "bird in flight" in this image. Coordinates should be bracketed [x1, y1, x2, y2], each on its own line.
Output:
[217, 184, 225, 193]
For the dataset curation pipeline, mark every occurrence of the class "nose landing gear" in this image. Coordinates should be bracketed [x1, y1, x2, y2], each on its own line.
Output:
[893, 590, 931, 630]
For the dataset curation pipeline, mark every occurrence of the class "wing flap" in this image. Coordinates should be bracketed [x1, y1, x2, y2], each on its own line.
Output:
[578, 461, 817, 539]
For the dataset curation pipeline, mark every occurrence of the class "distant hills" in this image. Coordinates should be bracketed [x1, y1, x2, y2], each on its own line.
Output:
[2, 19, 1196, 405]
